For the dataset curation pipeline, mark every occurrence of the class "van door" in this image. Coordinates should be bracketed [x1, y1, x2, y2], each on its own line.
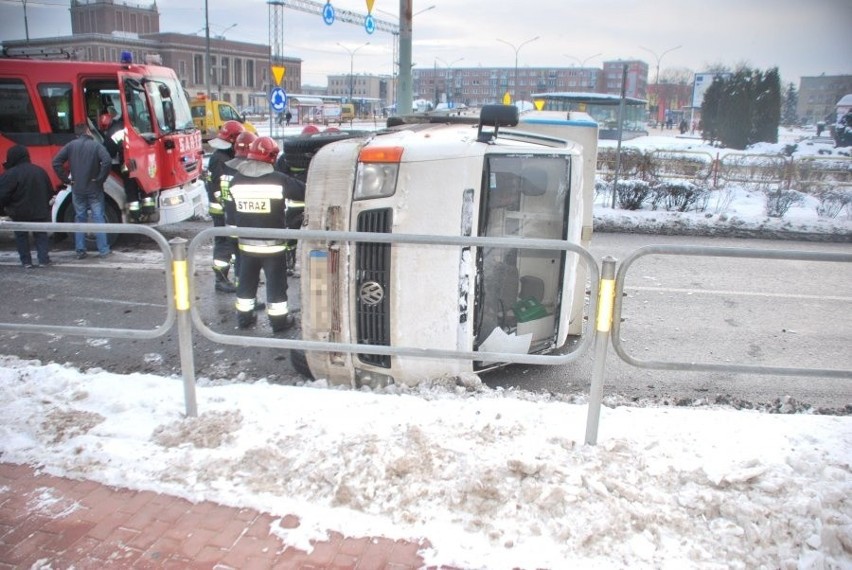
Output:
[475, 154, 571, 357]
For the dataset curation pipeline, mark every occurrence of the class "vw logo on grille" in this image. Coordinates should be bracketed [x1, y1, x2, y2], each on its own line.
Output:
[359, 281, 385, 306]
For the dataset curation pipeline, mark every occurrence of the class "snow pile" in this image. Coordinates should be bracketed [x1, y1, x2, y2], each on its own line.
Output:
[1, 356, 850, 569]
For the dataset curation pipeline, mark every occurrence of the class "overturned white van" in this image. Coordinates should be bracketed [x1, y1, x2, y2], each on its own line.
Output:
[293, 105, 598, 386]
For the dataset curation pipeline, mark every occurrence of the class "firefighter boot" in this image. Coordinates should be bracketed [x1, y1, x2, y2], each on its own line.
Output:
[270, 313, 295, 334]
[213, 266, 237, 293]
[236, 310, 257, 329]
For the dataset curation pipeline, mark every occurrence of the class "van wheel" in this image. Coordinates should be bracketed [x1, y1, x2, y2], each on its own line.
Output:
[61, 198, 122, 247]
[290, 349, 314, 380]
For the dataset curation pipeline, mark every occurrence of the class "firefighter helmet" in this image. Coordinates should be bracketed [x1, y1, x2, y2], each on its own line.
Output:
[213, 120, 244, 144]
[233, 131, 257, 158]
[301, 125, 320, 135]
[247, 136, 279, 164]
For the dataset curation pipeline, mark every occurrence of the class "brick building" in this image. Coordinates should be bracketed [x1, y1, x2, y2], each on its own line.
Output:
[1, 0, 301, 111]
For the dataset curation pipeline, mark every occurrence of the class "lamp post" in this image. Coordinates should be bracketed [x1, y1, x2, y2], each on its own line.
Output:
[497, 35, 539, 103]
[639, 44, 682, 86]
[563, 52, 602, 68]
[436, 57, 463, 107]
[338, 41, 370, 104]
[639, 44, 681, 125]
[564, 52, 601, 91]
[204, 0, 211, 99]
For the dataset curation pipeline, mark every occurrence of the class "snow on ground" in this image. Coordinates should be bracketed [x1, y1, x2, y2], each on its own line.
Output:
[0, 356, 850, 569]
[1, 126, 851, 569]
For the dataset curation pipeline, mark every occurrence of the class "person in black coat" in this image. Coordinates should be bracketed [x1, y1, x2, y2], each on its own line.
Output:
[0, 145, 54, 267]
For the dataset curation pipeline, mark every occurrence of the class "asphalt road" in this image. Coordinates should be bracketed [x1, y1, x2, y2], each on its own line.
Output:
[0, 223, 850, 413]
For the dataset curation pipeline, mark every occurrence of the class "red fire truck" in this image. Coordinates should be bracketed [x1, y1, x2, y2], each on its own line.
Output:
[0, 51, 206, 240]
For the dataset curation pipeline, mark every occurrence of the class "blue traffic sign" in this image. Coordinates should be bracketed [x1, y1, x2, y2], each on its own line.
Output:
[364, 14, 375, 34]
[270, 87, 287, 112]
[323, 2, 335, 26]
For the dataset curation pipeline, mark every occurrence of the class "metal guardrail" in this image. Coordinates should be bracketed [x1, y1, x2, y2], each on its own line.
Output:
[185, 227, 600, 367]
[0, 221, 176, 338]
[596, 150, 852, 192]
[609, 244, 852, 378]
[2, 222, 850, 446]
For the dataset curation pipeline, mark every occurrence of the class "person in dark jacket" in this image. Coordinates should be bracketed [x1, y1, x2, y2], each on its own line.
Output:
[230, 136, 305, 333]
[51, 124, 113, 258]
[0, 145, 53, 267]
[207, 120, 244, 292]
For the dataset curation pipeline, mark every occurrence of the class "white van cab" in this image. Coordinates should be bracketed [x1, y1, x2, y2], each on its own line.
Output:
[293, 105, 598, 387]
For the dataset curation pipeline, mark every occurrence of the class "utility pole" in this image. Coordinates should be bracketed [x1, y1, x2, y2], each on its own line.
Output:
[397, 0, 413, 114]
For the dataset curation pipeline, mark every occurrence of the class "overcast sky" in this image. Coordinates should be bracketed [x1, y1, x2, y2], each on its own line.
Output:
[2, 0, 851, 87]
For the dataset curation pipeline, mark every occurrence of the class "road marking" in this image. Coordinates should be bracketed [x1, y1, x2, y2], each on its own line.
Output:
[627, 286, 852, 303]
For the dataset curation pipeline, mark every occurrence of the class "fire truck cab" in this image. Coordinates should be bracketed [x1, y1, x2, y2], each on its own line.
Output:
[295, 105, 598, 387]
[0, 52, 206, 234]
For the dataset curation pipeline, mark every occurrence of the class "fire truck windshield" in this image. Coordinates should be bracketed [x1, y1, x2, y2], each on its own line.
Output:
[144, 75, 194, 133]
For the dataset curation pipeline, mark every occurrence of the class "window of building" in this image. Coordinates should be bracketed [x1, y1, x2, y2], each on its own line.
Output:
[178, 60, 186, 78]
[246, 60, 255, 88]
[0, 79, 40, 134]
[221, 57, 230, 86]
[117, 11, 123, 31]
[234, 59, 243, 87]
[194, 54, 204, 85]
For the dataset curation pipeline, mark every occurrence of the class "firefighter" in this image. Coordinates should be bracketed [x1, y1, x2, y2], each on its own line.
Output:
[230, 136, 305, 333]
[222, 130, 257, 284]
[207, 120, 244, 293]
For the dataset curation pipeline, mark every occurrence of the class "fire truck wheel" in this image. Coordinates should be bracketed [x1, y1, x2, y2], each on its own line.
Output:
[282, 132, 365, 170]
[289, 349, 314, 380]
[60, 199, 122, 247]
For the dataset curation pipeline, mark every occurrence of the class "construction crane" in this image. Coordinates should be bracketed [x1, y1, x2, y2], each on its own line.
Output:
[282, 0, 399, 34]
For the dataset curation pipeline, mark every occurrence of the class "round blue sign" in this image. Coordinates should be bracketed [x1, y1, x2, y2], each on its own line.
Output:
[323, 2, 335, 26]
[270, 87, 287, 112]
[364, 14, 375, 34]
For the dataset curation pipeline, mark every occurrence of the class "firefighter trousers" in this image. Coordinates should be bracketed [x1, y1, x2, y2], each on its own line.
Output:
[235, 251, 290, 330]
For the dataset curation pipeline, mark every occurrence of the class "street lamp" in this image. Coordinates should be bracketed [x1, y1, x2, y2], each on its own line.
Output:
[497, 35, 539, 102]
[639, 44, 681, 126]
[639, 44, 682, 86]
[563, 52, 601, 68]
[564, 52, 601, 91]
[338, 41, 370, 103]
[436, 57, 463, 107]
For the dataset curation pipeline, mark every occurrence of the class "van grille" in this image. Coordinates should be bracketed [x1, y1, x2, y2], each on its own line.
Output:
[355, 208, 392, 368]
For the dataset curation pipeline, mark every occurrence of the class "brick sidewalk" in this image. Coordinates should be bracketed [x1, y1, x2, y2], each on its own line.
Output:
[0, 462, 435, 569]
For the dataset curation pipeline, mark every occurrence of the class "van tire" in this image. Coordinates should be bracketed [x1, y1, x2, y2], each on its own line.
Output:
[289, 349, 314, 380]
[282, 132, 363, 170]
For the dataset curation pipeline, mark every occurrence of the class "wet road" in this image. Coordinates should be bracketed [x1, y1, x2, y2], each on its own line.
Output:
[0, 223, 850, 412]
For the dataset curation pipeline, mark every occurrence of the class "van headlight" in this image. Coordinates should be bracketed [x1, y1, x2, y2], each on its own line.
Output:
[354, 162, 398, 200]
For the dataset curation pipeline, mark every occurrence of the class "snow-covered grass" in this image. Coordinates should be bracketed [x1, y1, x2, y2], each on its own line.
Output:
[1, 356, 850, 569]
